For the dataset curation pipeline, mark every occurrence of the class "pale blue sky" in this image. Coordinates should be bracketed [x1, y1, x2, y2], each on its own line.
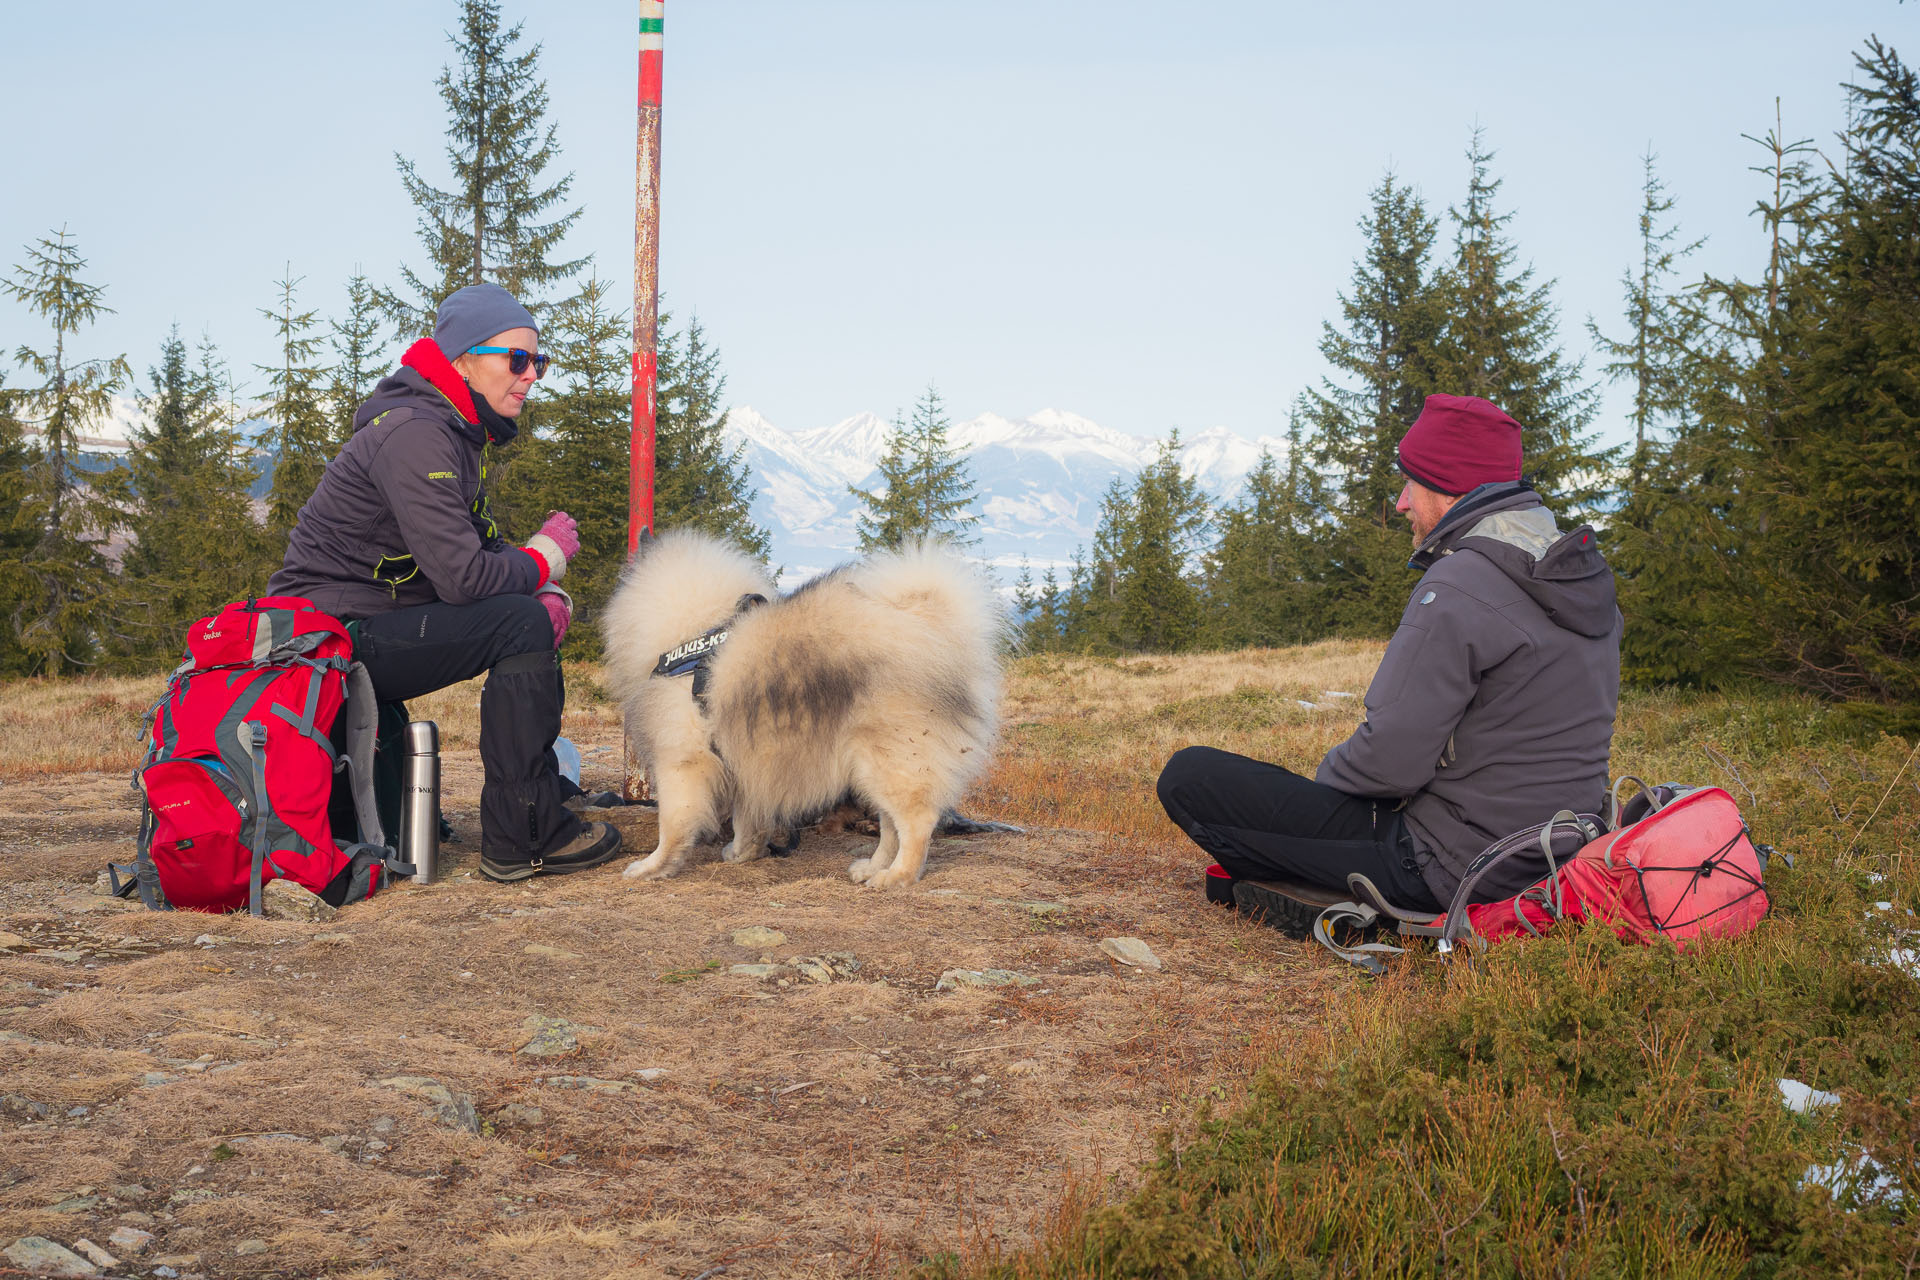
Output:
[2, 1, 1906, 447]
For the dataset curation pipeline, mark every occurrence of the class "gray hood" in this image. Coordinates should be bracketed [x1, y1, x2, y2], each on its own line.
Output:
[1414, 484, 1618, 639]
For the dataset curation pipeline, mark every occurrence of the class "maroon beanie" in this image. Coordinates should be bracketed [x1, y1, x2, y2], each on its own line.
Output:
[1396, 394, 1522, 496]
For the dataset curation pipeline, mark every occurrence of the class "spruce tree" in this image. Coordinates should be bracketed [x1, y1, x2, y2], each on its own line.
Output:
[0, 377, 42, 675]
[110, 329, 272, 662]
[1586, 151, 1705, 488]
[382, 0, 586, 332]
[1297, 174, 1445, 637]
[517, 280, 769, 651]
[1206, 439, 1326, 649]
[328, 270, 385, 441]
[851, 409, 916, 553]
[1430, 129, 1612, 512]
[1070, 477, 1132, 649]
[850, 385, 979, 551]
[259, 271, 336, 538]
[4, 228, 129, 672]
[1117, 434, 1208, 652]
[1612, 109, 1821, 687]
[1740, 38, 1920, 705]
[657, 313, 770, 559]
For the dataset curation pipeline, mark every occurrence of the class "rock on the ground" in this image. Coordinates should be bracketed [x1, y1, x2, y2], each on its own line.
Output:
[2, 1237, 100, 1277]
[234, 1239, 269, 1256]
[495, 1103, 545, 1126]
[536, 1075, 634, 1094]
[522, 943, 582, 960]
[515, 1015, 597, 1058]
[1099, 937, 1163, 971]
[2, 1094, 51, 1119]
[729, 963, 784, 978]
[0, 931, 29, 949]
[70, 1241, 118, 1269]
[106, 1227, 154, 1256]
[372, 1076, 479, 1133]
[260, 878, 338, 922]
[935, 968, 1039, 992]
[731, 926, 786, 949]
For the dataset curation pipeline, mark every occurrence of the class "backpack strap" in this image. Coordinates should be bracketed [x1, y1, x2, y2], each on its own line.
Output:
[1435, 810, 1601, 952]
[246, 722, 273, 917]
[1311, 902, 1405, 975]
[334, 663, 386, 848]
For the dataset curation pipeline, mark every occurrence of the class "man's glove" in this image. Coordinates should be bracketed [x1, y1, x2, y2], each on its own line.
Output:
[524, 511, 580, 585]
[536, 583, 574, 648]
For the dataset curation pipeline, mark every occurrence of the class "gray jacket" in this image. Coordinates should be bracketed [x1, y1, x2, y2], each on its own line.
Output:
[1316, 484, 1622, 901]
[268, 340, 539, 620]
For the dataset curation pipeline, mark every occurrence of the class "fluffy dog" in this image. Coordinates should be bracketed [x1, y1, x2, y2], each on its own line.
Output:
[600, 530, 1005, 888]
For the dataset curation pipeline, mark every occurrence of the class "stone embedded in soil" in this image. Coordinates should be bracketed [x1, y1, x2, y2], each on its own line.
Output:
[2, 1094, 50, 1119]
[312, 932, 354, 943]
[33, 950, 87, 962]
[515, 1015, 596, 1058]
[0, 931, 28, 949]
[2, 1237, 100, 1277]
[495, 1103, 545, 1126]
[523, 943, 582, 960]
[729, 963, 785, 978]
[372, 1076, 479, 1133]
[152, 1254, 202, 1268]
[1099, 937, 1163, 971]
[935, 968, 1039, 992]
[789, 957, 836, 984]
[731, 926, 786, 949]
[106, 1227, 155, 1256]
[261, 879, 338, 923]
[536, 1075, 634, 1094]
[234, 1240, 269, 1256]
[47, 1195, 99, 1213]
[71, 1240, 119, 1269]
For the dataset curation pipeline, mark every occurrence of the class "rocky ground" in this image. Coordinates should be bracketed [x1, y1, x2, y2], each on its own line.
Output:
[0, 751, 1346, 1279]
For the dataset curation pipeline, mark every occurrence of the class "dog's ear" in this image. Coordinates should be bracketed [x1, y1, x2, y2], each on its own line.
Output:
[736, 592, 768, 614]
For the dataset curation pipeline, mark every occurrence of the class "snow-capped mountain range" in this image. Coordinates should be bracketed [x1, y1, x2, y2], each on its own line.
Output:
[44, 397, 1290, 581]
[727, 406, 1287, 578]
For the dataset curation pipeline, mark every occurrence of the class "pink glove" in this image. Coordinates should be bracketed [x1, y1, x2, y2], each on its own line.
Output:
[524, 511, 580, 584]
[536, 584, 574, 648]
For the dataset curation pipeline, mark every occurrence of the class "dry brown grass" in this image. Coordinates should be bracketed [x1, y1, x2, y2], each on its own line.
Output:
[974, 642, 1382, 855]
[0, 645, 1375, 1279]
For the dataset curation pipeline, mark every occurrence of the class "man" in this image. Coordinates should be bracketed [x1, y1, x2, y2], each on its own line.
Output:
[270, 282, 622, 882]
[1156, 394, 1621, 925]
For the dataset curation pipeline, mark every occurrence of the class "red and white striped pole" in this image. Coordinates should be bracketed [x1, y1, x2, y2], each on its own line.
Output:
[629, 0, 663, 551]
[624, 0, 664, 802]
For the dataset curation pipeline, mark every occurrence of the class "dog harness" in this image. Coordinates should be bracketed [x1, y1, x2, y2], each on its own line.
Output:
[649, 592, 794, 856]
[651, 593, 769, 709]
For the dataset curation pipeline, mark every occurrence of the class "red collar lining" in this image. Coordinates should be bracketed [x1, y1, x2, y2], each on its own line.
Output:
[400, 339, 478, 425]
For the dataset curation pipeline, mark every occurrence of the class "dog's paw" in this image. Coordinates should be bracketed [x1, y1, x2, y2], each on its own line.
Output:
[864, 863, 922, 890]
[847, 857, 875, 884]
[720, 839, 762, 864]
[623, 853, 672, 880]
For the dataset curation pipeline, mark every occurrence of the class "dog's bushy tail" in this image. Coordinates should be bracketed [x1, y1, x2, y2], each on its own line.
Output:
[850, 538, 1011, 666]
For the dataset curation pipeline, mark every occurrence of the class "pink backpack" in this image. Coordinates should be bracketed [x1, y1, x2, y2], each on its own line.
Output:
[1316, 778, 1777, 972]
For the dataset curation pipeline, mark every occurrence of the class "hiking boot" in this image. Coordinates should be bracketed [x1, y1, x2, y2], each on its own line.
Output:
[1232, 877, 1350, 940]
[480, 822, 623, 883]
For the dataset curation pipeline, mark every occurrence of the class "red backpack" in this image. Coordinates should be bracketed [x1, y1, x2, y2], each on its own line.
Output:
[117, 596, 408, 914]
[1315, 778, 1779, 972]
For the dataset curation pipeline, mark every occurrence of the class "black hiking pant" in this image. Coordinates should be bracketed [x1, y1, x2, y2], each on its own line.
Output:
[349, 594, 584, 864]
[1156, 745, 1443, 912]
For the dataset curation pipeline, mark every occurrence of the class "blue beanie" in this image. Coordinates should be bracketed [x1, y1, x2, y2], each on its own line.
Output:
[434, 283, 538, 360]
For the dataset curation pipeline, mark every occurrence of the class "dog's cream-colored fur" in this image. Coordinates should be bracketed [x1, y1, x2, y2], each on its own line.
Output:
[601, 530, 1005, 888]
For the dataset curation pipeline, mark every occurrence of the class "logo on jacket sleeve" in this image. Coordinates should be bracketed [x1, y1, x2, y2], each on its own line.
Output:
[426, 470, 456, 480]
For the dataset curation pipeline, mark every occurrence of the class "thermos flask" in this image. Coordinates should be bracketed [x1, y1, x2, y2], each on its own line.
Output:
[399, 721, 441, 883]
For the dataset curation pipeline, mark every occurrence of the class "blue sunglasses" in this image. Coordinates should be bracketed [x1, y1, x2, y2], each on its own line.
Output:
[467, 345, 551, 378]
